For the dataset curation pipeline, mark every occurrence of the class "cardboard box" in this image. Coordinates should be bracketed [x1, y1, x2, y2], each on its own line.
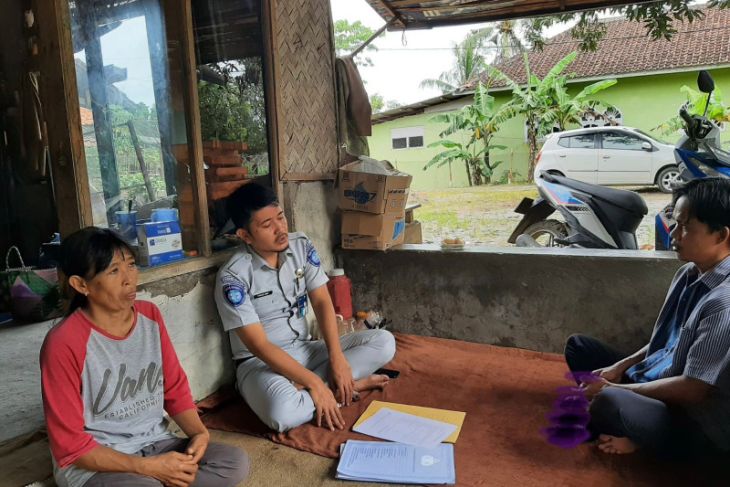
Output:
[403, 221, 423, 244]
[137, 221, 185, 266]
[338, 157, 412, 214]
[341, 210, 406, 250]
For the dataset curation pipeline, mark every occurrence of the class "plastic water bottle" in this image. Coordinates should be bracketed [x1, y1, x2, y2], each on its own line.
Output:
[327, 268, 353, 320]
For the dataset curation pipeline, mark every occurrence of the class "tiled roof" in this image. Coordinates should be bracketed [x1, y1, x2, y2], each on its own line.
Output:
[464, 6, 730, 90]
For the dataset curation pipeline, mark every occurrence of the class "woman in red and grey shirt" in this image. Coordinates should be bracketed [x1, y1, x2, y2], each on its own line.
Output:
[40, 227, 249, 487]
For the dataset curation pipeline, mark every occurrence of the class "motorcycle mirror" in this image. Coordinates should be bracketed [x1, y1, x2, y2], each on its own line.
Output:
[698, 70, 715, 94]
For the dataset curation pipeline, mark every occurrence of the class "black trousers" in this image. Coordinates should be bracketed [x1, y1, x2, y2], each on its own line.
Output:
[564, 334, 714, 458]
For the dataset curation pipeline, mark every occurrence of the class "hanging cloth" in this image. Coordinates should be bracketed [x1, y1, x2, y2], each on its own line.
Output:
[335, 56, 371, 161]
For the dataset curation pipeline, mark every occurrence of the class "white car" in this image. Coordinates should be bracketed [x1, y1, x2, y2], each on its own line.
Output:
[535, 126, 681, 193]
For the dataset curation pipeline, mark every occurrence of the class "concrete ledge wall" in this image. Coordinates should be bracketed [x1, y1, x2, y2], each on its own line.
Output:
[340, 245, 684, 355]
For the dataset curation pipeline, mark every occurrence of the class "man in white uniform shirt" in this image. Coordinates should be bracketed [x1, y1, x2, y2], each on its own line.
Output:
[215, 183, 396, 432]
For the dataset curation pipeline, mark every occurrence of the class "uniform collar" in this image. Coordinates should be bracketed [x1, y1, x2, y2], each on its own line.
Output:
[245, 241, 294, 270]
[689, 254, 730, 290]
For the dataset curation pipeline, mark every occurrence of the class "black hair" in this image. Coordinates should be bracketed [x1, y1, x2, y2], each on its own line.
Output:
[226, 182, 279, 230]
[60, 227, 133, 316]
[673, 178, 730, 233]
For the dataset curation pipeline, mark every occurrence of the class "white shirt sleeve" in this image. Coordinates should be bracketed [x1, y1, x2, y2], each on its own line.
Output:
[215, 269, 261, 331]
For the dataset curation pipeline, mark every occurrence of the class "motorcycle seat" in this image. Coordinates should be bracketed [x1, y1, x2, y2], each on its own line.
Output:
[541, 172, 648, 216]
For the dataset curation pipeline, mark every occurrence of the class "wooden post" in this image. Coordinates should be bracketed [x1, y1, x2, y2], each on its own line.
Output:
[178, 0, 211, 256]
[126, 120, 156, 201]
[34, 0, 93, 235]
[84, 35, 121, 222]
[144, 0, 178, 196]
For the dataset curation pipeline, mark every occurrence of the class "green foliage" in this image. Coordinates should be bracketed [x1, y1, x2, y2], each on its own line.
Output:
[488, 52, 616, 181]
[474, 20, 526, 63]
[654, 85, 730, 137]
[494, 169, 525, 185]
[525, 2, 717, 53]
[370, 94, 384, 113]
[334, 19, 380, 67]
[425, 83, 511, 185]
[119, 172, 166, 202]
[370, 93, 402, 113]
[420, 30, 491, 94]
[198, 59, 268, 152]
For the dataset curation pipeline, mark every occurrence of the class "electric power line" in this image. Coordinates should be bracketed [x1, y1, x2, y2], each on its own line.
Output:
[369, 23, 730, 52]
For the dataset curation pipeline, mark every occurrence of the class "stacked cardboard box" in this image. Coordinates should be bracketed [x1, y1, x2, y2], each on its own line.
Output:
[338, 157, 413, 250]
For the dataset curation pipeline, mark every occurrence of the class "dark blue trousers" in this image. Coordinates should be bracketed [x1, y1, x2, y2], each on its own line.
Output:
[564, 334, 714, 458]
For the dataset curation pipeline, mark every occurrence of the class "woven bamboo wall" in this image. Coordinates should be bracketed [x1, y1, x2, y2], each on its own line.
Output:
[272, 0, 339, 181]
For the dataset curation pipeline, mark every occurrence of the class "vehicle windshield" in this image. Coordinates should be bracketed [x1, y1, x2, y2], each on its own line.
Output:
[632, 128, 669, 145]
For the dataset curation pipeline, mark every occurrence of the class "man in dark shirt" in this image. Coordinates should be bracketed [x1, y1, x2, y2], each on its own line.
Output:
[565, 178, 730, 457]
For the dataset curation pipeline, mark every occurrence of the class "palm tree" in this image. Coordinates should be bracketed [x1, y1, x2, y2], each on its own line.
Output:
[419, 30, 489, 94]
[420, 21, 526, 95]
[479, 20, 526, 63]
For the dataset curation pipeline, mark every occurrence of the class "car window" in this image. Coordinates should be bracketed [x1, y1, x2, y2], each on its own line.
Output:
[557, 134, 595, 149]
[601, 132, 645, 150]
[633, 128, 668, 145]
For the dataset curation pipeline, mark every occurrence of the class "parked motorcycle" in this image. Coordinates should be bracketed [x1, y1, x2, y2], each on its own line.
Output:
[655, 70, 730, 250]
[508, 171, 648, 249]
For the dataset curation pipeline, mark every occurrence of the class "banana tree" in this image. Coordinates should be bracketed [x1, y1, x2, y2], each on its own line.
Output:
[425, 82, 510, 185]
[654, 85, 730, 138]
[543, 78, 618, 131]
[488, 52, 582, 181]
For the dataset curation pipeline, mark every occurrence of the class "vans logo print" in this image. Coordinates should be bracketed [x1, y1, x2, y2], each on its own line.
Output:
[92, 362, 163, 417]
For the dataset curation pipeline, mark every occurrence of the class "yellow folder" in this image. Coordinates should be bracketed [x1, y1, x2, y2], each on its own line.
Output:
[353, 400, 466, 443]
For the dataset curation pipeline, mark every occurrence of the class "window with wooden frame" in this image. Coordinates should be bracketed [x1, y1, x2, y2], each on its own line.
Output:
[39, 0, 272, 273]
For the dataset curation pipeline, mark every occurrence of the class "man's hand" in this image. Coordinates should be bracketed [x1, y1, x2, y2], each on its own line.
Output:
[140, 451, 198, 487]
[581, 376, 611, 399]
[329, 355, 355, 406]
[308, 381, 345, 431]
[186, 432, 210, 464]
[592, 364, 626, 384]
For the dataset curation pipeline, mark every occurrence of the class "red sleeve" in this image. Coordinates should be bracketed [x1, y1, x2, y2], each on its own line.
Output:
[40, 316, 99, 467]
[139, 302, 196, 416]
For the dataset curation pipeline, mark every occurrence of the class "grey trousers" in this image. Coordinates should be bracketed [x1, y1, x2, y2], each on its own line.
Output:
[565, 334, 715, 458]
[236, 329, 396, 432]
[84, 438, 249, 487]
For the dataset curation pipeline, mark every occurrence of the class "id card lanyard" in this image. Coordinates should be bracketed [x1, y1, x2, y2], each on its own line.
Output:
[276, 257, 307, 340]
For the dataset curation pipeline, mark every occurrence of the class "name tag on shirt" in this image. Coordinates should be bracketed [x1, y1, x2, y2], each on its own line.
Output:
[296, 294, 308, 318]
[253, 290, 273, 300]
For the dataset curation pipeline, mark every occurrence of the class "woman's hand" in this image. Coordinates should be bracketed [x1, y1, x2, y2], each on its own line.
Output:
[186, 432, 210, 464]
[329, 355, 355, 406]
[308, 380, 345, 431]
[140, 451, 198, 487]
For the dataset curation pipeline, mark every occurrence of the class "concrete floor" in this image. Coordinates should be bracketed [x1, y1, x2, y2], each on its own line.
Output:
[0, 430, 404, 487]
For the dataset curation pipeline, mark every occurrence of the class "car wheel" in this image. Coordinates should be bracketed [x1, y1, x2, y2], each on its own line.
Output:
[656, 166, 681, 194]
[522, 220, 568, 247]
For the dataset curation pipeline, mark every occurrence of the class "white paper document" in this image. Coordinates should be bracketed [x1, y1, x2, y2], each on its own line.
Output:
[336, 440, 456, 484]
[353, 407, 458, 448]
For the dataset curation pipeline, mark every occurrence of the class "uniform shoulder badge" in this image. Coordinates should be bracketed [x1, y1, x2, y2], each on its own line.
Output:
[223, 280, 247, 307]
[306, 240, 321, 267]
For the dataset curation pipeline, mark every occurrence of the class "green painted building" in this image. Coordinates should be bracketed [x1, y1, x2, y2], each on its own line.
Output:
[368, 7, 730, 190]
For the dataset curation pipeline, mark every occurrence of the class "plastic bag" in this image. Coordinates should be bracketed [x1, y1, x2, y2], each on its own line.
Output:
[0, 246, 62, 322]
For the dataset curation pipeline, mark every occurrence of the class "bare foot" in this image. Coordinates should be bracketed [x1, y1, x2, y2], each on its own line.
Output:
[354, 374, 390, 393]
[597, 434, 638, 454]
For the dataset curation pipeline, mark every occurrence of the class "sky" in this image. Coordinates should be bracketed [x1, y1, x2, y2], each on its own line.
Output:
[331, 0, 491, 105]
[331, 0, 577, 106]
[85, 1, 572, 109]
